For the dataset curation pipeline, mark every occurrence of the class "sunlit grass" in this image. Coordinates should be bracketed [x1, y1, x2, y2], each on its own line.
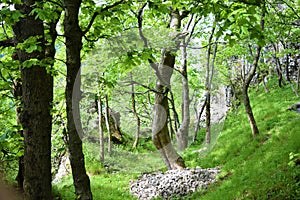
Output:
[53, 79, 300, 199]
[183, 80, 300, 199]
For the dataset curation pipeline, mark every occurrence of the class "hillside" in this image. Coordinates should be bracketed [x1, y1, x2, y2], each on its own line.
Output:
[183, 79, 300, 199]
[53, 79, 300, 199]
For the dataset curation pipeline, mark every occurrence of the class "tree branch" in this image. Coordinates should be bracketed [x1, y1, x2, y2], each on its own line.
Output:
[82, 0, 125, 35]
[0, 38, 15, 48]
[83, 34, 111, 42]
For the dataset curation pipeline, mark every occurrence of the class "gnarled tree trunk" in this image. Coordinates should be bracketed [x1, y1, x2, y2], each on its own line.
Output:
[152, 9, 186, 170]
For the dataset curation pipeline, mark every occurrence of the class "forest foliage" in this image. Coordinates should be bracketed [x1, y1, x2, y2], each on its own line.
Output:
[0, 0, 300, 199]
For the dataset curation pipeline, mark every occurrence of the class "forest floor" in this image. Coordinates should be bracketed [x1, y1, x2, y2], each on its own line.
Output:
[52, 78, 300, 199]
[2, 78, 299, 199]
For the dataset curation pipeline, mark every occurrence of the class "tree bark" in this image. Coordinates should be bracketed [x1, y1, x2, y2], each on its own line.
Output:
[97, 96, 104, 163]
[104, 94, 112, 153]
[169, 90, 180, 133]
[242, 5, 266, 138]
[243, 46, 261, 137]
[64, 0, 92, 199]
[12, 78, 24, 190]
[12, 1, 53, 199]
[130, 73, 141, 149]
[151, 9, 186, 170]
[296, 66, 300, 92]
[193, 98, 206, 142]
[205, 24, 216, 145]
[176, 38, 190, 151]
[137, 6, 186, 169]
[272, 43, 284, 87]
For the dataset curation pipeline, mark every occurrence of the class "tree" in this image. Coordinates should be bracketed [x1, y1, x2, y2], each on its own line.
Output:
[96, 89, 104, 163]
[12, 1, 53, 199]
[64, 0, 125, 197]
[241, 4, 266, 137]
[204, 19, 216, 144]
[63, 0, 93, 198]
[137, 4, 187, 169]
[175, 14, 198, 151]
[130, 72, 141, 149]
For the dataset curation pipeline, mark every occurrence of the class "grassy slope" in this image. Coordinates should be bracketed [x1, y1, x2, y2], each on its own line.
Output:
[54, 80, 300, 199]
[184, 81, 300, 199]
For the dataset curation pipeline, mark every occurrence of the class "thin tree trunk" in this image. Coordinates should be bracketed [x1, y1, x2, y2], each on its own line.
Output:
[12, 2, 53, 198]
[176, 38, 190, 151]
[273, 43, 284, 87]
[131, 73, 141, 149]
[169, 90, 180, 133]
[193, 98, 207, 142]
[64, 0, 92, 199]
[104, 94, 112, 152]
[97, 96, 104, 163]
[242, 7, 265, 137]
[168, 114, 175, 140]
[275, 50, 298, 96]
[284, 44, 290, 82]
[262, 77, 269, 92]
[296, 67, 300, 92]
[205, 23, 216, 145]
[243, 50, 261, 138]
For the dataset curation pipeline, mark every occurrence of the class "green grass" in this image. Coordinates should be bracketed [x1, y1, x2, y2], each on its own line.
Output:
[53, 80, 300, 199]
[183, 81, 300, 199]
[53, 173, 138, 200]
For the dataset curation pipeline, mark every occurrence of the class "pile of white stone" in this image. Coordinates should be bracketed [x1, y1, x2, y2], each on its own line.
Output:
[130, 166, 220, 200]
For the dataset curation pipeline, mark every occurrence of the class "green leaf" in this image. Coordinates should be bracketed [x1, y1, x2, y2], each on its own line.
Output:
[0, 134, 7, 141]
[22, 59, 39, 68]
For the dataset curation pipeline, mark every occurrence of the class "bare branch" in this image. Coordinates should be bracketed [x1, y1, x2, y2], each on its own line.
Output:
[83, 34, 111, 42]
[137, 3, 149, 48]
[120, 80, 164, 94]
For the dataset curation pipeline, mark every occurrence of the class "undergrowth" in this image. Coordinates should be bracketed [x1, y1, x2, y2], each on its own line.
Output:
[53, 80, 300, 199]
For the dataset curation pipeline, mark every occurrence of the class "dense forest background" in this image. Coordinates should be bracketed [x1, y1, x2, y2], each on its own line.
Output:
[0, 0, 299, 199]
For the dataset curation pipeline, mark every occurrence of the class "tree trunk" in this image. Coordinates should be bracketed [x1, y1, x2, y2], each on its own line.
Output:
[130, 73, 141, 149]
[296, 66, 300, 92]
[137, 6, 185, 169]
[243, 46, 261, 137]
[285, 45, 290, 82]
[169, 90, 180, 133]
[64, 0, 93, 199]
[176, 38, 190, 151]
[193, 98, 206, 142]
[12, 2, 53, 199]
[242, 85, 259, 137]
[205, 24, 216, 145]
[242, 6, 265, 138]
[97, 96, 104, 163]
[104, 94, 112, 153]
[152, 9, 187, 170]
[273, 43, 284, 87]
[12, 78, 24, 190]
